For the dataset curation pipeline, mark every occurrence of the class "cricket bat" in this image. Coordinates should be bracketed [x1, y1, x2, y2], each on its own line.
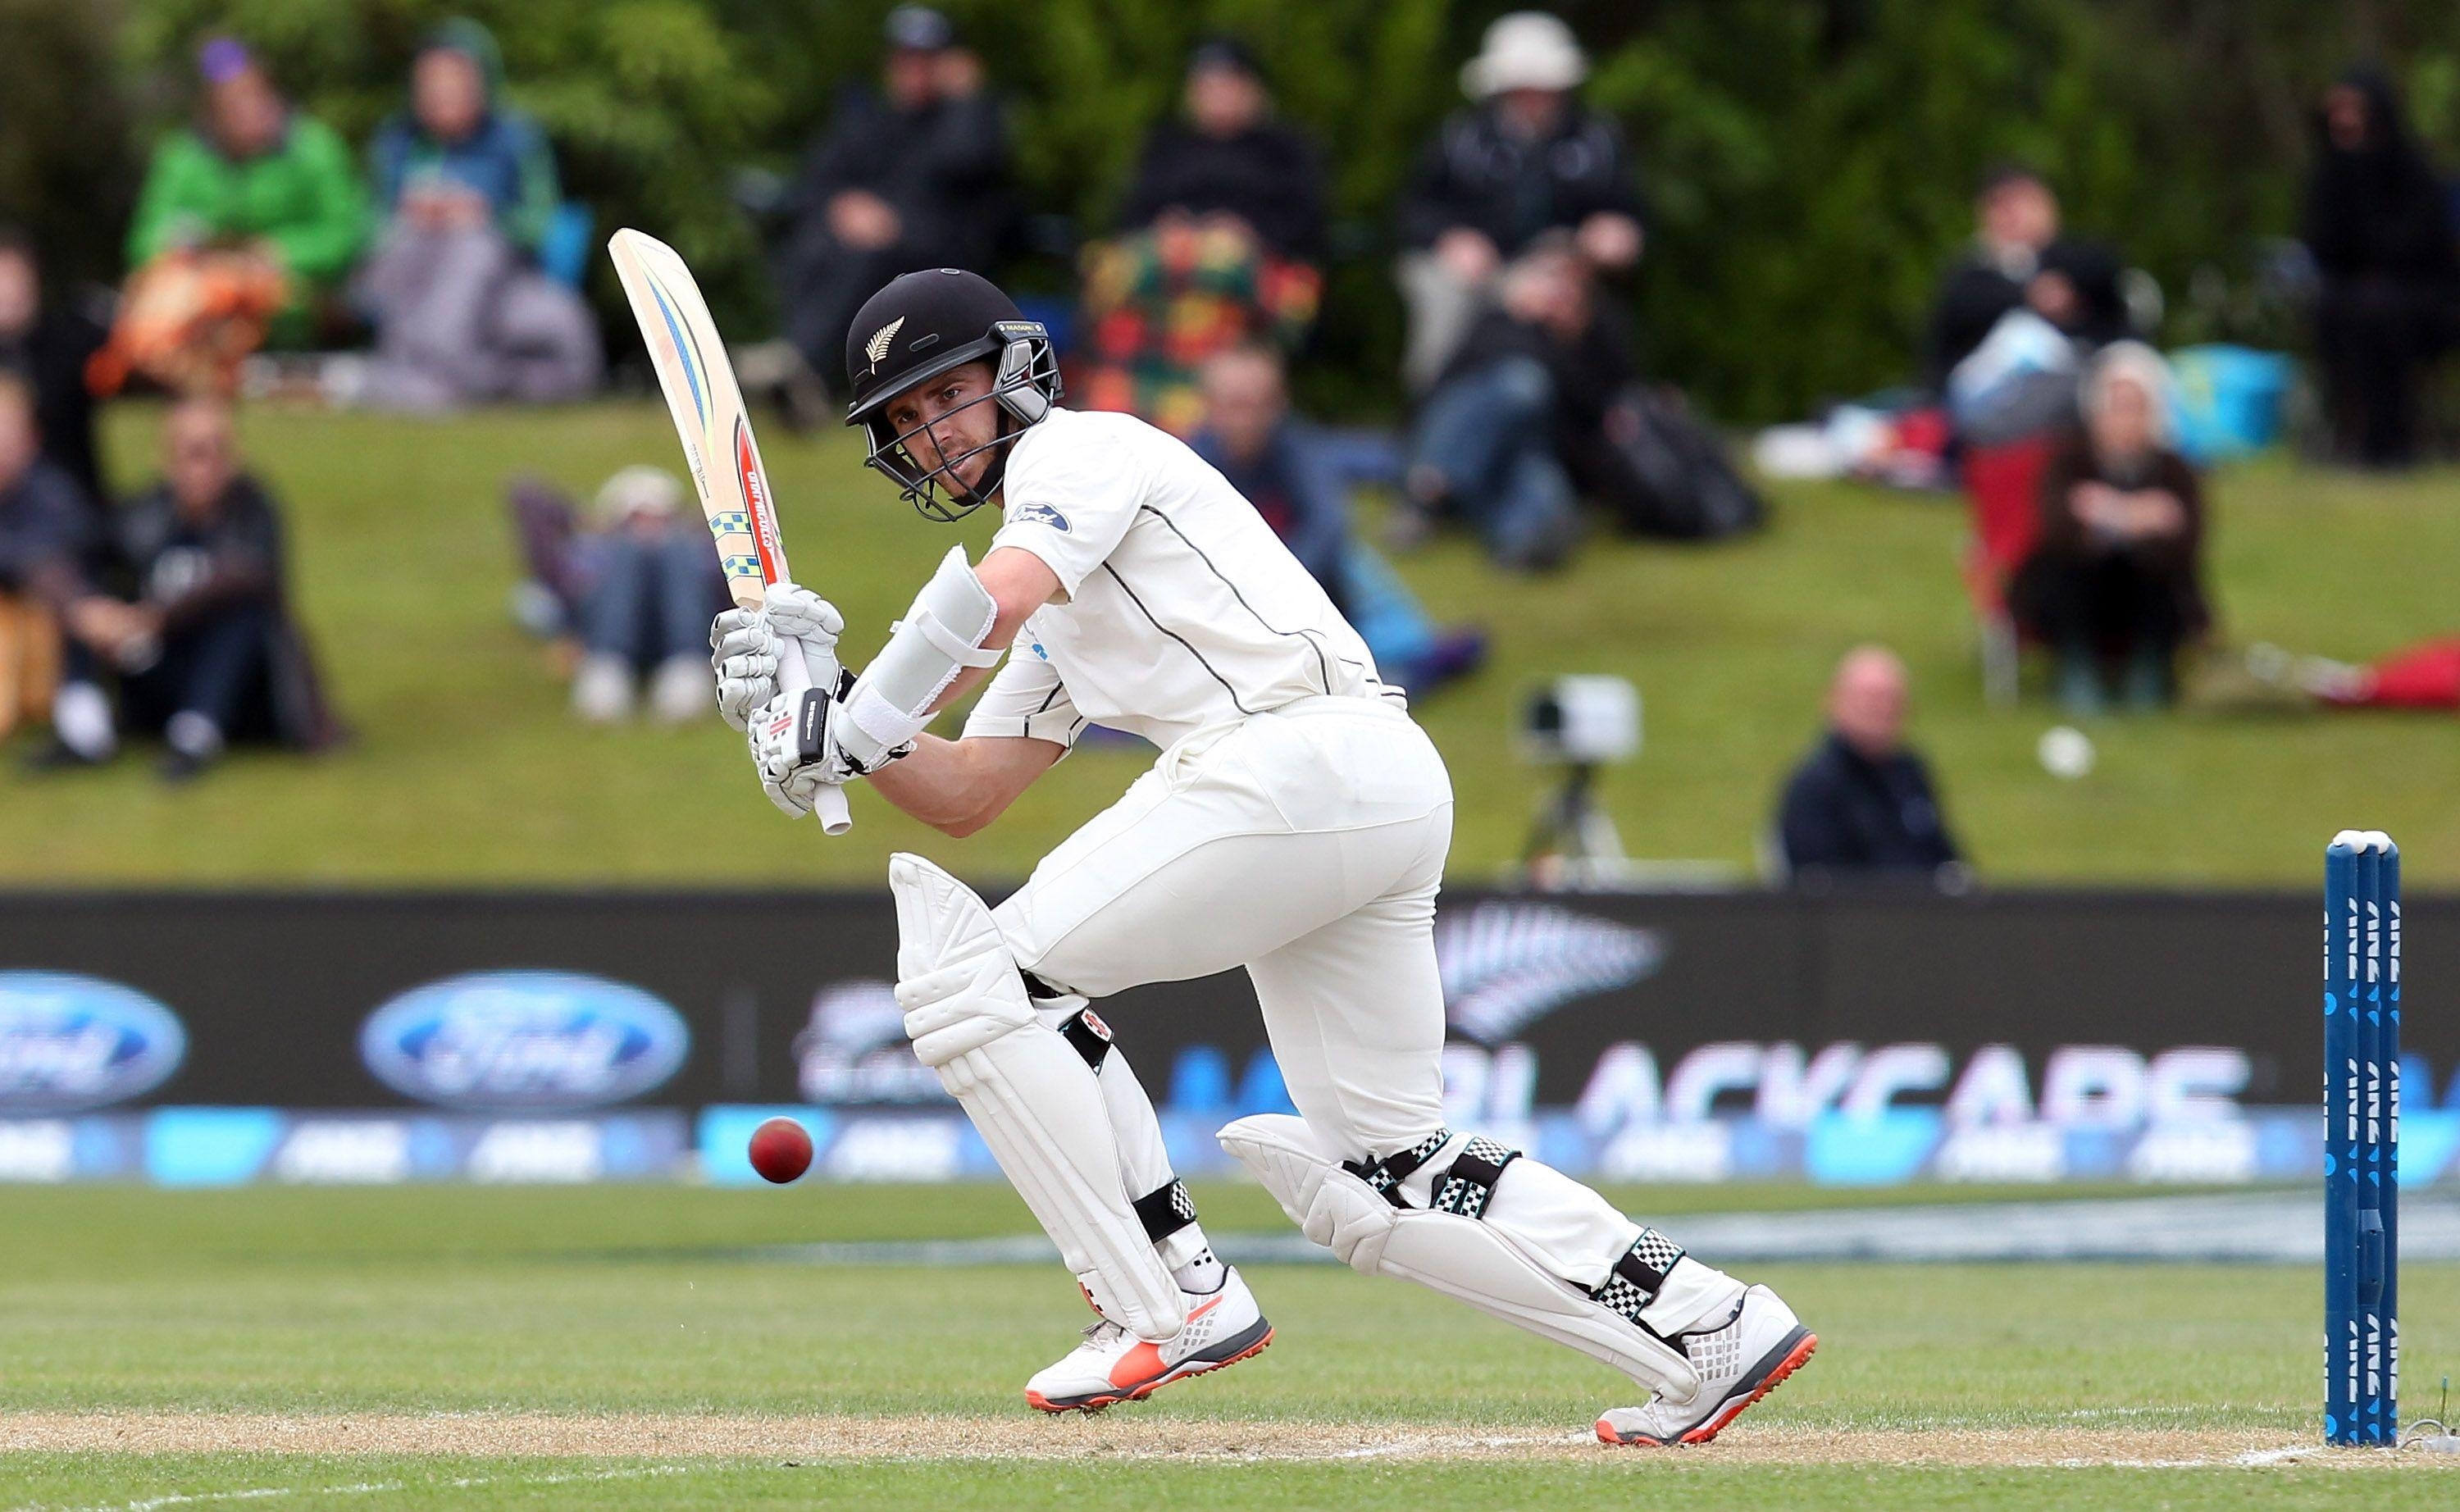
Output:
[607, 228, 852, 835]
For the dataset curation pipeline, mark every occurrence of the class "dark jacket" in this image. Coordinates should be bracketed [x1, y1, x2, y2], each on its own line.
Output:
[2302, 69, 2460, 287]
[1399, 102, 1643, 255]
[0, 305, 109, 507]
[108, 473, 344, 749]
[1189, 418, 1353, 606]
[2026, 436, 2211, 639]
[0, 457, 92, 604]
[1778, 731, 1961, 877]
[1925, 237, 2130, 391]
[791, 86, 1012, 269]
[1119, 119, 1326, 262]
[1438, 303, 1638, 443]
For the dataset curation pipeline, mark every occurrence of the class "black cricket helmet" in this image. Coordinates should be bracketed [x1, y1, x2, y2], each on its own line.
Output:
[843, 268, 1060, 521]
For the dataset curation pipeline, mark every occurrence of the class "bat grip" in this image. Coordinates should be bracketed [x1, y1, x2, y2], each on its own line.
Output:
[777, 634, 853, 836]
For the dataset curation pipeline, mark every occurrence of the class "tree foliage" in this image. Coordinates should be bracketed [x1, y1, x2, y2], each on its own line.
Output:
[7, 0, 2455, 419]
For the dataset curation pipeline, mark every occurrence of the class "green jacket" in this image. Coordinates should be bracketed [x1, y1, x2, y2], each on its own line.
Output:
[127, 115, 370, 292]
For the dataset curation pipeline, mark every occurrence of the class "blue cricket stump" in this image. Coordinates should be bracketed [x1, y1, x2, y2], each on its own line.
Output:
[2326, 829, 2399, 1446]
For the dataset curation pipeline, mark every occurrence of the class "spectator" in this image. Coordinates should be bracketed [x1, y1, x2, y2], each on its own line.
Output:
[1119, 38, 1325, 263]
[2019, 344, 2207, 715]
[778, 6, 1009, 391]
[1925, 165, 2130, 400]
[553, 467, 729, 725]
[1394, 12, 1644, 393]
[0, 377, 89, 739]
[1397, 239, 1632, 570]
[2303, 68, 2460, 470]
[1188, 344, 1484, 694]
[0, 228, 109, 509]
[353, 18, 600, 411]
[35, 397, 341, 779]
[1075, 38, 1325, 435]
[124, 39, 367, 353]
[1775, 646, 1963, 882]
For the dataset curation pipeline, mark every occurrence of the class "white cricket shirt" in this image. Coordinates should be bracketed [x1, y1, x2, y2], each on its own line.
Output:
[960, 408, 1396, 751]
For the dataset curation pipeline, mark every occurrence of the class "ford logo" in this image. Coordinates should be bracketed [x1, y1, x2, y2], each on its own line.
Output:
[0, 972, 187, 1112]
[359, 972, 689, 1109]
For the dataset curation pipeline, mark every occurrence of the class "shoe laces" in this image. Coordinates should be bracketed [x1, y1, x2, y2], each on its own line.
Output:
[1080, 1318, 1128, 1346]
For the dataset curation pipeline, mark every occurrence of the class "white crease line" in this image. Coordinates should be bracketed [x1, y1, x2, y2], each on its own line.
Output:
[12, 1464, 690, 1512]
[1334, 1433, 1578, 1460]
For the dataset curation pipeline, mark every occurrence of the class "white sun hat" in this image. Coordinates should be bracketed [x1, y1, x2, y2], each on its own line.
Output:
[1461, 11, 1588, 99]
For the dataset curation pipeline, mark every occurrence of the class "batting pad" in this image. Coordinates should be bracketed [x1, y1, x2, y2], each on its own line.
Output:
[1219, 1114, 1701, 1400]
[890, 853, 1183, 1341]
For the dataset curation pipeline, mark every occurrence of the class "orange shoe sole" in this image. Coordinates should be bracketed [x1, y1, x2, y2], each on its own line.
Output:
[1596, 1329, 1818, 1447]
[1025, 1325, 1275, 1414]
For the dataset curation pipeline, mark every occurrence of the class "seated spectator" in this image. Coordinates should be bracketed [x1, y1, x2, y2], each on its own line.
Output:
[35, 397, 340, 779]
[123, 39, 367, 356]
[1187, 345, 1483, 694]
[514, 467, 727, 725]
[1394, 12, 1644, 393]
[1396, 239, 1631, 570]
[779, 6, 1009, 391]
[0, 227, 109, 510]
[353, 19, 599, 411]
[1775, 646, 1963, 883]
[1926, 165, 2130, 439]
[2017, 344, 2207, 715]
[2303, 68, 2460, 470]
[0, 377, 89, 740]
[1076, 38, 1325, 434]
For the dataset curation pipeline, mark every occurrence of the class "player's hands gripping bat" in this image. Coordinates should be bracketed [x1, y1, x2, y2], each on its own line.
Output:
[712, 585, 842, 731]
[607, 227, 854, 834]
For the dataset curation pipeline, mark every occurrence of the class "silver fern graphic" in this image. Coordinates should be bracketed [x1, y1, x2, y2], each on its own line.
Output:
[1437, 903, 1663, 1043]
[863, 317, 905, 370]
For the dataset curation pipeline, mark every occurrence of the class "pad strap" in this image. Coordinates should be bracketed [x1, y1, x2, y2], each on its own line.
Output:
[1132, 1179, 1198, 1243]
[1430, 1137, 1521, 1220]
[1589, 1228, 1688, 1328]
[1344, 1128, 1452, 1210]
[1058, 1006, 1114, 1070]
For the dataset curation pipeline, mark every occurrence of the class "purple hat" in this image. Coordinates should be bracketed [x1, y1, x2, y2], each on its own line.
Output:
[198, 36, 255, 85]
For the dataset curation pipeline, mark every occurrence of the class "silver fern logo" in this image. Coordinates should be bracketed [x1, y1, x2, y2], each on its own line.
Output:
[863, 317, 905, 371]
[1437, 903, 1662, 1043]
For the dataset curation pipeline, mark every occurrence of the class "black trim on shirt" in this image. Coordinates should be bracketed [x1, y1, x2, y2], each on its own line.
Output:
[1137, 503, 1333, 695]
[1096, 562, 1262, 714]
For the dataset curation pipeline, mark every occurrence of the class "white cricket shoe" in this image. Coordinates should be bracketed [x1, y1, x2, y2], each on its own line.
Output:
[1594, 1284, 1816, 1446]
[1023, 1267, 1273, 1413]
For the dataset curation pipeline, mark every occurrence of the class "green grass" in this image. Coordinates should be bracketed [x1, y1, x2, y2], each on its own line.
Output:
[1, 1183, 2455, 1509]
[2, 403, 2454, 886]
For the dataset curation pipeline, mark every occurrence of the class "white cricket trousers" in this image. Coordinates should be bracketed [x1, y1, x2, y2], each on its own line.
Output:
[994, 695, 1454, 1159]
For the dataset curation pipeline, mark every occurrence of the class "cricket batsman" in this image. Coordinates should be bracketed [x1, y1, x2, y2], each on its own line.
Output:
[708, 267, 1815, 1444]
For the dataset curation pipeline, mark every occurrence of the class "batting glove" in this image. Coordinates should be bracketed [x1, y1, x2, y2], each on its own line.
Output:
[710, 582, 844, 731]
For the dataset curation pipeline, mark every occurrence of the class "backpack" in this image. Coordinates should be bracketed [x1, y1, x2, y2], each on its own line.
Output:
[1599, 385, 1769, 541]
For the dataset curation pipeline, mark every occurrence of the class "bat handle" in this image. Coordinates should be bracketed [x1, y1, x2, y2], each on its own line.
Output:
[776, 634, 854, 837]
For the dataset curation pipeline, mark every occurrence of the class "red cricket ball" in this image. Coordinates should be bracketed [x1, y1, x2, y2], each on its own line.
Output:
[748, 1116, 813, 1184]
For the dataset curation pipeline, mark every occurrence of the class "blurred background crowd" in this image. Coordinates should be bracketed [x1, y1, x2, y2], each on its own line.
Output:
[1, 0, 2457, 888]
